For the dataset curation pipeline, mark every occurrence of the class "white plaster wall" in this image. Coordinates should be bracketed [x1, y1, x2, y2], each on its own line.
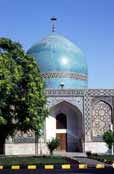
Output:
[5, 143, 49, 155]
[45, 116, 56, 141]
[85, 142, 108, 153]
[5, 143, 35, 155]
[56, 129, 66, 133]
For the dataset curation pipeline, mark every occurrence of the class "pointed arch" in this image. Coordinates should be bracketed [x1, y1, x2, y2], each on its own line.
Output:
[47, 98, 83, 113]
[49, 100, 83, 116]
[93, 99, 112, 110]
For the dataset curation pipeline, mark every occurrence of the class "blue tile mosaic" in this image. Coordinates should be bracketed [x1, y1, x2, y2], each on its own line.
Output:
[27, 33, 88, 89]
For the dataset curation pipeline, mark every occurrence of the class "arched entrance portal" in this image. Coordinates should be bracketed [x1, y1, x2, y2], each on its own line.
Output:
[47, 101, 84, 152]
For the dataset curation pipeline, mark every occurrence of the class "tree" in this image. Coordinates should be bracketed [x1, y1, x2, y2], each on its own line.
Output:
[47, 138, 59, 155]
[0, 38, 48, 154]
[103, 130, 114, 154]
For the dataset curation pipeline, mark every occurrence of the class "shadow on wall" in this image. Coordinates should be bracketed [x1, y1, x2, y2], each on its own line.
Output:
[67, 129, 83, 152]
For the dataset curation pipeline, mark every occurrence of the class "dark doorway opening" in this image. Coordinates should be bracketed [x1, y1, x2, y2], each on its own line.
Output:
[56, 113, 67, 129]
[56, 113, 67, 151]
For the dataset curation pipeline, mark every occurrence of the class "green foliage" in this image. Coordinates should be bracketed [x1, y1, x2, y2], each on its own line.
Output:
[103, 130, 114, 150]
[47, 138, 59, 155]
[0, 37, 48, 142]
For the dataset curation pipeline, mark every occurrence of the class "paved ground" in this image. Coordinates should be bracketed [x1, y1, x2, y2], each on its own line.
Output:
[54, 151, 87, 157]
[54, 152, 111, 167]
[73, 157, 111, 167]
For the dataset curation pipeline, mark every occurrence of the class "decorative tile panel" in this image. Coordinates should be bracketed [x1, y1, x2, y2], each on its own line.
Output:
[92, 101, 112, 140]
[13, 130, 35, 143]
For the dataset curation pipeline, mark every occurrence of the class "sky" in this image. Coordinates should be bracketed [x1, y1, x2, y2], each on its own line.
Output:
[0, 0, 114, 88]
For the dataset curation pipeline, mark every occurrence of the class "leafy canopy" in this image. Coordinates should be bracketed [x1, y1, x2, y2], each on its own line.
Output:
[0, 37, 48, 139]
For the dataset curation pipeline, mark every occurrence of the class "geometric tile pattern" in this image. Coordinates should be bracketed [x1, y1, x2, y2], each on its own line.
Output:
[84, 95, 92, 140]
[84, 89, 114, 142]
[92, 101, 112, 140]
[12, 130, 35, 143]
[87, 89, 114, 96]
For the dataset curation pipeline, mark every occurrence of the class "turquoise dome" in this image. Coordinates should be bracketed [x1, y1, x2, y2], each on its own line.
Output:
[27, 33, 88, 89]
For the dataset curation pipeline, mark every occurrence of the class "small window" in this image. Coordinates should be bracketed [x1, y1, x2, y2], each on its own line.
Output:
[56, 113, 67, 129]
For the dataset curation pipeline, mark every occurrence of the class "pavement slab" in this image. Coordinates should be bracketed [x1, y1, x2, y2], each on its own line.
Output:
[73, 157, 111, 167]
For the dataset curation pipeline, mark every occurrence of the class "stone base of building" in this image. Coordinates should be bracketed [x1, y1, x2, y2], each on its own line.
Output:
[5, 142, 108, 155]
[5, 142, 109, 155]
[5, 143, 49, 155]
[85, 142, 108, 154]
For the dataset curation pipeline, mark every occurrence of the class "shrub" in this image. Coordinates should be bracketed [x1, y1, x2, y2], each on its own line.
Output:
[47, 138, 59, 155]
[103, 130, 114, 152]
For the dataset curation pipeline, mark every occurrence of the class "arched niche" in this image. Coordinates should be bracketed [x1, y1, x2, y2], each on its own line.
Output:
[92, 100, 112, 140]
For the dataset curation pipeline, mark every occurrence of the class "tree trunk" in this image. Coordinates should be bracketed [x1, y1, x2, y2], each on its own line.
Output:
[35, 133, 38, 155]
[0, 134, 6, 154]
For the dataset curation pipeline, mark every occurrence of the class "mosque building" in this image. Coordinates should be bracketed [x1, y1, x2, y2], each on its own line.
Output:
[5, 18, 114, 155]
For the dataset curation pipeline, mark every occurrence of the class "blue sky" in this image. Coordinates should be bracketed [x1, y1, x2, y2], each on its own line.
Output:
[0, 0, 114, 88]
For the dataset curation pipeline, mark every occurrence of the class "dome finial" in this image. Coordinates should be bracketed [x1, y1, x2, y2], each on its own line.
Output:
[50, 16, 57, 32]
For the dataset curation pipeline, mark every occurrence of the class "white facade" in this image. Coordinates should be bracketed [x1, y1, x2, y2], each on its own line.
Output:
[5, 89, 114, 155]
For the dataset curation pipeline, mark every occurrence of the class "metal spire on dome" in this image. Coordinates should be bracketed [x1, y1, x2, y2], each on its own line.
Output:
[50, 16, 57, 32]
